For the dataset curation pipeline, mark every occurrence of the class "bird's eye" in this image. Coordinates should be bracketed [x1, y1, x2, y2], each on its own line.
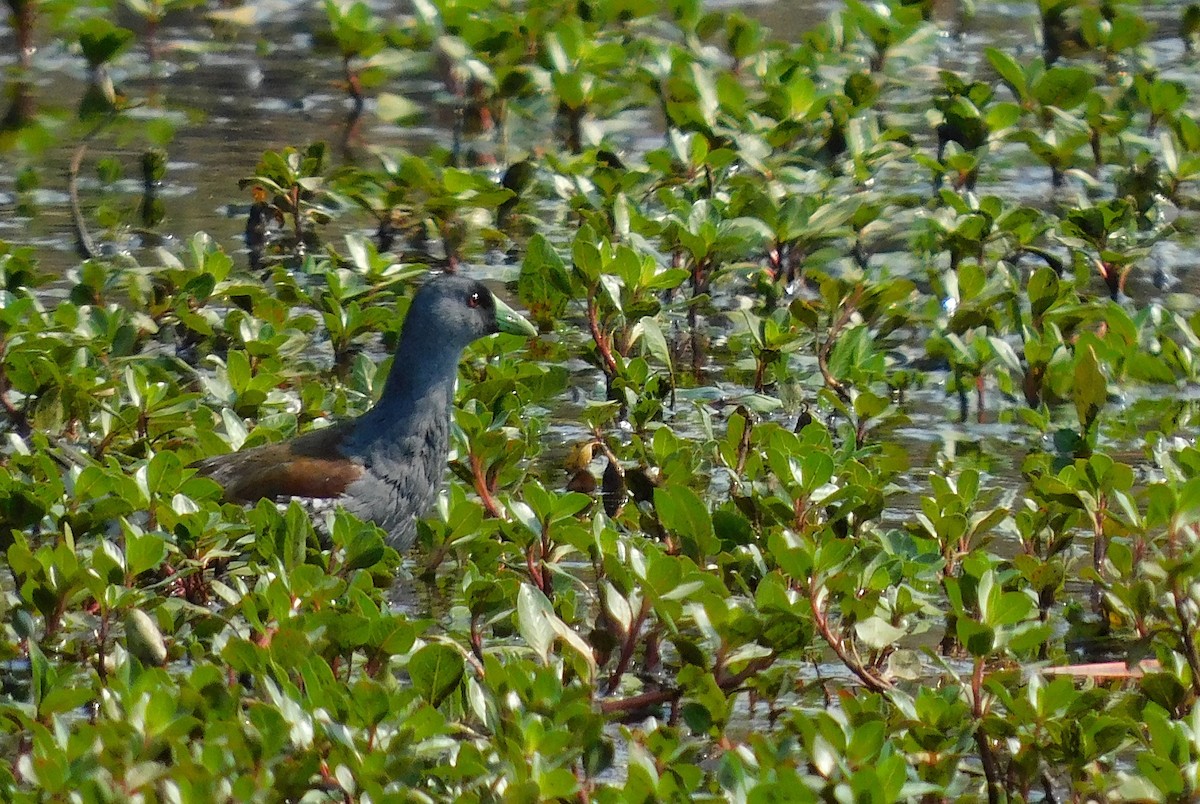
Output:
[467, 291, 481, 309]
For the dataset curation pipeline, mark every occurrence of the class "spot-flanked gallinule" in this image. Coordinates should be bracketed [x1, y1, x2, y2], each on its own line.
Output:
[192, 274, 537, 550]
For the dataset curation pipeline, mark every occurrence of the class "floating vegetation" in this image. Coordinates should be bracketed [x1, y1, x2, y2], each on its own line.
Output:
[3, 0, 1200, 800]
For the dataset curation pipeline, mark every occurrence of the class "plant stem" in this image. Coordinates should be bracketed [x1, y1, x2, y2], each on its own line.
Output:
[469, 452, 502, 519]
[586, 287, 619, 379]
[971, 658, 1001, 804]
[808, 574, 892, 692]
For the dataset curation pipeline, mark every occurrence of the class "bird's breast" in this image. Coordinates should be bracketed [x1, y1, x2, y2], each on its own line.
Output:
[341, 416, 452, 549]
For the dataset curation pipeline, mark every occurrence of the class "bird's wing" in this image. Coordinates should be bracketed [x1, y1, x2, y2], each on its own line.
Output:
[192, 421, 366, 503]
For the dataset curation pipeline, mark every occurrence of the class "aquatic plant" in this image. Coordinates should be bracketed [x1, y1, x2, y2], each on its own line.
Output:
[2, 0, 1200, 800]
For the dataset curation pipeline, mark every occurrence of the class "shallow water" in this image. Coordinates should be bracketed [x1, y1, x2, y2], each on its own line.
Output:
[3, 0, 1200, 715]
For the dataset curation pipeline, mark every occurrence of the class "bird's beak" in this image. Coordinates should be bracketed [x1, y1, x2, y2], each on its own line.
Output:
[493, 295, 538, 337]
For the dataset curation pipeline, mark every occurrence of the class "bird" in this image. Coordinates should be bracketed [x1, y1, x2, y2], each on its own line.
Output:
[191, 273, 537, 550]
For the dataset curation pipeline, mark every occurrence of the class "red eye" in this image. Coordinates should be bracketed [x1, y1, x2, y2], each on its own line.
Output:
[468, 291, 481, 308]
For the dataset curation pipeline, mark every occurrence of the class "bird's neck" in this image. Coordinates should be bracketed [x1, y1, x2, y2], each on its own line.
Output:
[366, 330, 464, 425]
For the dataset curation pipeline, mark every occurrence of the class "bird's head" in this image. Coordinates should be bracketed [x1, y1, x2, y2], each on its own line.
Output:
[404, 273, 537, 354]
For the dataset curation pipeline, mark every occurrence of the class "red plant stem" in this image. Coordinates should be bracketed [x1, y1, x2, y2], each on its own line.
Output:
[733, 411, 752, 476]
[599, 686, 678, 715]
[526, 545, 543, 594]
[44, 594, 68, 642]
[574, 765, 592, 803]
[600, 654, 775, 716]
[855, 417, 869, 450]
[815, 288, 861, 403]
[716, 654, 776, 688]
[470, 452, 502, 518]
[793, 496, 808, 532]
[692, 256, 711, 296]
[539, 524, 554, 597]
[145, 17, 159, 63]
[344, 58, 363, 103]
[586, 288, 619, 379]
[605, 597, 650, 694]
[972, 658, 1001, 804]
[470, 614, 485, 666]
[14, 1, 33, 70]
[808, 575, 892, 693]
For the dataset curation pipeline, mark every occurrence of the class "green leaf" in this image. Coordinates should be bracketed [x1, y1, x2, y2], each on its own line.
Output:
[1033, 67, 1094, 110]
[342, 528, 385, 571]
[516, 583, 596, 679]
[855, 616, 906, 649]
[635, 316, 674, 379]
[125, 608, 168, 666]
[1073, 343, 1107, 432]
[992, 591, 1033, 627]
[125, 529, 167, 578]
[517, 582, 556, 662]
[985, 48, 1027, 99]
[408, 643, 465, 707]
[654, 485, 715, 555]
[957, 619, 995, 656]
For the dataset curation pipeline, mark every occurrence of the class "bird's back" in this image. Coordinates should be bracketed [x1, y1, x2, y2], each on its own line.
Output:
[192, 421, 365, 504]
